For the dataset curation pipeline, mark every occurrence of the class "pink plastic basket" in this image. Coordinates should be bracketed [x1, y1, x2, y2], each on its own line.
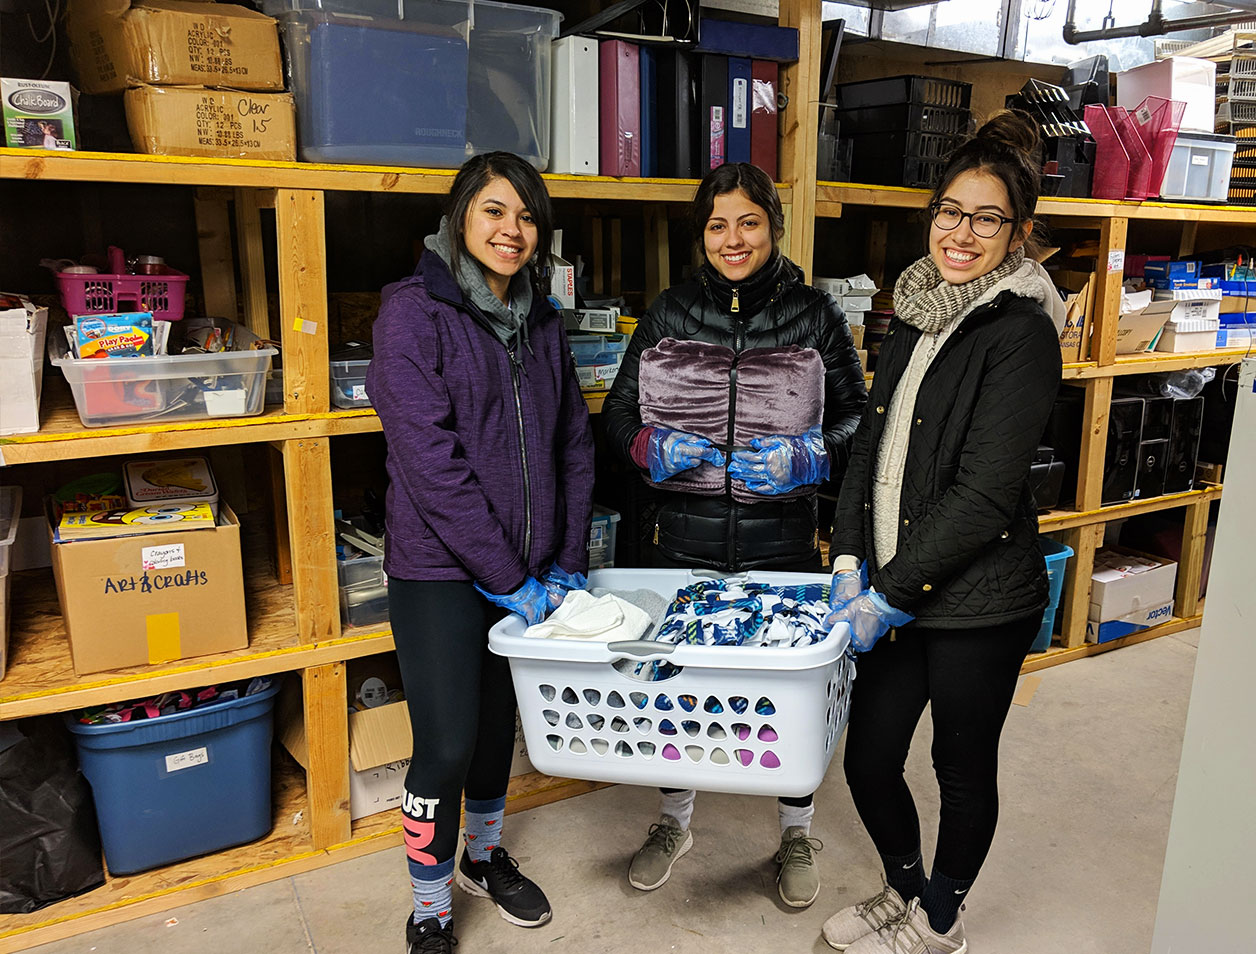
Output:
[57, 270, 190, 320]
[1086, 104, 1131, 200]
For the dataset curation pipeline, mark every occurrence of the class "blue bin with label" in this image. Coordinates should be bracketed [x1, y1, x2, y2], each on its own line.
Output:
[66, 683, 280, 874]
[1031, 539, 1075, 653]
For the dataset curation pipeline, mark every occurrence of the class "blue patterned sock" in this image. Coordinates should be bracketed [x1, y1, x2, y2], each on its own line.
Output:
[463, 795, 506, 863]
[880, 847, 927, 903]
[920, 866, 974, 934]
[409, 856, 454, 927]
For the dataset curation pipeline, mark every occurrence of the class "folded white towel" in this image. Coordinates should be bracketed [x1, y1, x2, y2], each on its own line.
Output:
[524, 590, 652, 642]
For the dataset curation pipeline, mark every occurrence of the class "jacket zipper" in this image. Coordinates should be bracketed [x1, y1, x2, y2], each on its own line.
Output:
[510, 355, 533, 568]
[726, 314, 746, 570]
[731, 286, 740, 313]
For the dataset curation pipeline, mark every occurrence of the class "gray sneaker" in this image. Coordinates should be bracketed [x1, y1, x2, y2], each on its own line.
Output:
[775, 826, 823, 908]
[845, 898, 967, 954]
[627, 815, 693, 891]
[821, 880, 908, 950]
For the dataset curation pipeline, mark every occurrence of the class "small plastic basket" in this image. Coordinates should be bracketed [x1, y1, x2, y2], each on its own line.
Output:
[57, 270, 190, 321]
[1031, 539, 1075, 653]
[489, 568, 853, 796]
[835, 75, 971, 110]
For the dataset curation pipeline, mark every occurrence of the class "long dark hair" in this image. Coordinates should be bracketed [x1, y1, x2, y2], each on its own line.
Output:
[930, 109, 1043, 258]
[689, 162, 786, 252]
[445, 151, 554, 299]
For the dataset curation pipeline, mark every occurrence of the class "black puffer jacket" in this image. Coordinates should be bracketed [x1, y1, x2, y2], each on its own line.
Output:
[833, 289, 1062, 628]
[604, 256, 867, 570]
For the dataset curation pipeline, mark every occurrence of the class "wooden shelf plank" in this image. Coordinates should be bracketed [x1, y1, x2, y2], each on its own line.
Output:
[1062, 347, 1253, 379]
[1021, 613, 1202, 673]
[1038, 484, 1223, 531]
[0, 756, 605, 953]
[0, 148, 751, 204]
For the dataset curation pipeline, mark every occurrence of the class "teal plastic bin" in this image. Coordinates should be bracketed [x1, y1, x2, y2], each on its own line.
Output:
[66, 683, 280, 874]
[1031, 539, 1075, 653]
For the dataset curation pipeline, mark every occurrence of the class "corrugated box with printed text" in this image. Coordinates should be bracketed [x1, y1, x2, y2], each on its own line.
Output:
[125, 85, 295, 160]
[1089, 548, 1177, 623]
[0, 295, 48, 435]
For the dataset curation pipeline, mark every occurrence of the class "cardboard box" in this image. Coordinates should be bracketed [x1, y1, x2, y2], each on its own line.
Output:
[841, 295, 873, 313]
[1114, 288, 1166, 353]
[66, 0, 284, 94]
[124, 85, 295, 160]
[2, 79, 77, 149]
[0, 296, 48, 435]
[849, 324, 865, 349]
[576, 352, 624, 391]
[562, 308, 618, 334]
[1087, 598, 1175, 644]
[49, 501, 247, 675]
[278, 677, 534, 821]
[1058, 274, 1093, 362]
[1089, 548, 1178, 623]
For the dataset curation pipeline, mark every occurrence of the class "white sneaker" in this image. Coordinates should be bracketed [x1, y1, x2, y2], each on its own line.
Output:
[821, 880, 909, 951]
[845, 898, 967, 954]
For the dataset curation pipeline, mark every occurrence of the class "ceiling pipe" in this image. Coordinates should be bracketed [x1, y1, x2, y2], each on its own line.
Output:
[1063, 0, 1256, 44]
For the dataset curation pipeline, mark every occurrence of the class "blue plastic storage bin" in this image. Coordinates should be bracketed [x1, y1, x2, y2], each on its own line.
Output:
[66, 683, 280, 875]
[1031, 539, 1075, 653]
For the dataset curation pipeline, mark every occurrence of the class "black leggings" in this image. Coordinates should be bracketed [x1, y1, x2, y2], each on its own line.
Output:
[842, 615, 1038, 879]
[389, 578, 518, 864]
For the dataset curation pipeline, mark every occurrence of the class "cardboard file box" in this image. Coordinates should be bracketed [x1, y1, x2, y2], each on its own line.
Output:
[49, 502, 247, 675]
[1089, 548, 1177, 623]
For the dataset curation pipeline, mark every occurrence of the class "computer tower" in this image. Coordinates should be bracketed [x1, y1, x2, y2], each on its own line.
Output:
[1103, 397, 1144, 505]
[1041, 390, 1085, 508]
[1030, 445, 1066, 511]
[1165, 396, 1205, 494]
[1136, 438, 1170, 499]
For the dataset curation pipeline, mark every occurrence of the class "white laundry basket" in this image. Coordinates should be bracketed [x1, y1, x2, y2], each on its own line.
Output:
[488, 568, 854, 797]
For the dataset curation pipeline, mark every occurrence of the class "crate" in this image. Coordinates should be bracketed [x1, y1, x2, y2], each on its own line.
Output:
[331, 357, 371, 408]
[835, 75, 971, 111]
[264, 0, 560, 169]
[1031, 538, 1075, 653]
[65, 683, 280, 874]
[1160, 131, 1236, 202]
[488, 568, 853, 796]
[569, 333, 629, 365]
[50, 340, 276, 427]
[1216, 100, 1256, 124]
[1229, 173, 1256, 205]
[847, 129, 961, 189]
[1227, 123, 1256, 159]
[589, 504, 620, 569]
[0, 486, 19, 681]
[832, 102, 970, 137]
[1220, 76, 1256, 102]
[57, 269, 190, 321]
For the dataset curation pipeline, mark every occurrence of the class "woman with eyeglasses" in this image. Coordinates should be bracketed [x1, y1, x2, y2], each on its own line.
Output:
[820, 111, 1066, 954]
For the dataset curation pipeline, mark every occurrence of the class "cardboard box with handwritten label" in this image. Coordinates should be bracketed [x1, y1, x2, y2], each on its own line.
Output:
[124, 84, 295, 159]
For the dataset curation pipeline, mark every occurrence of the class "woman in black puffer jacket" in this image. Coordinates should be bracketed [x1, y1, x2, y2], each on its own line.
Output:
[603, 162, 867, 910]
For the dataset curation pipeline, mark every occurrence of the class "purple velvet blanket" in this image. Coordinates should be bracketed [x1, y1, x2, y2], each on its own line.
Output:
[638, 337, 825, 502]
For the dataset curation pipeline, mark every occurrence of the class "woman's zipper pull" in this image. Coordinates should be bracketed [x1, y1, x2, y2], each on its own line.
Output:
[653, 523, 660, 545]
[731, 287, 740, 313]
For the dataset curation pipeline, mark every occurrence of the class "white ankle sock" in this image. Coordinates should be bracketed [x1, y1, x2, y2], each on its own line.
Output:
[659, 789, 696, 830]
[778, 799, 814, 835]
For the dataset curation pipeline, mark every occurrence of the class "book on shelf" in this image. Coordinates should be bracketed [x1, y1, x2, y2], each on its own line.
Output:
[56, 502, 218, 541]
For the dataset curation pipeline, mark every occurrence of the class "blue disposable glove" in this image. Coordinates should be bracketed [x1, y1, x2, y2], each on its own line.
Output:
[825, 590, 914, 652]
[646, 428, 726, 483]
[541, 563, 588, 609]
[828, 565, 867, 613]
[728, 426, 830, 495]
[475, 576, 551, 626]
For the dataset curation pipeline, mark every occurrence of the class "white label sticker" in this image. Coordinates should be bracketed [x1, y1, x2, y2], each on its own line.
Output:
[203, 389, 248, 416]
[589, 527, 604, 544]
[1107, 250, 1125, 273]
[352, 384, 368, 401]
[732, 77, 749, 129]
[142, 542, 186, 570]
[166, 746, 209, 773]
[1191, 155, 1209, 166]
[1136, 105, 1153, 125]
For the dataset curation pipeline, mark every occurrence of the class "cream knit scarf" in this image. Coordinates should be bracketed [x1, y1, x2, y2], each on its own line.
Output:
[893, 247, 1026, 334]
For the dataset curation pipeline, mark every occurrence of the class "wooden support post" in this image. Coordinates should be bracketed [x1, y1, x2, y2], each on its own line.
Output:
[268, 443, 294, 586]
[777, 0, 821, 280]
[1176, 497, 1211, 618]
[643, 204, 670, 304]
[1057, 523, 1103, 648]
[282, 437, 339, 644]
[1092, 217, 1128, 366]
[235, 188, 272, 341]
[302, 662, 352, 849]
[867, 219, 890, 289]
[1077, 377, 1114, 512]
[193, 187, 239, 322]
[276, 189, 330, 413]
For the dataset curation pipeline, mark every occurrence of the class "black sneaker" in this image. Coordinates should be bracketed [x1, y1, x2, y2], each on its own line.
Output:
[455, 846, 552, 927]
[406, 914, 456, 954]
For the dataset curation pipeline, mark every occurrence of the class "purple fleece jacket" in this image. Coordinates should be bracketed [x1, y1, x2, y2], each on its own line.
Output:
[366, 251, 595, 593]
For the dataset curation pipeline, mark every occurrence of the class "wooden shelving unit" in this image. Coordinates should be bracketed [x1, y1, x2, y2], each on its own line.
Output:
[0, 1, 1247, 945]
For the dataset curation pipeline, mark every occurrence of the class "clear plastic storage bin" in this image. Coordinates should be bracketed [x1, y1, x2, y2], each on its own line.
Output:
[489, 568, 854, 797]
[0, 486, 20, 681]
[1031, 538, 1075, 653]
[50, 340, 276, 427]
[331, 357, 371, 408]
[1160, 131, 1236, 202]
[589, 504, 620, 569]
[263, 0, 560, 169]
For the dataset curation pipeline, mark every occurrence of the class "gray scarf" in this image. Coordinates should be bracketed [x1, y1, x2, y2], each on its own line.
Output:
[893, 246, 1026, 334]
[424, 215, 534, 357]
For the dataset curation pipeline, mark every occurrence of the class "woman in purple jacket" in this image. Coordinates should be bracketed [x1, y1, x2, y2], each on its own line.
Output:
[367, 152, 595, 954]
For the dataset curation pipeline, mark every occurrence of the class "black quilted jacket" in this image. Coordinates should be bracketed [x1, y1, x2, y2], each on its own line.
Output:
[604, 258, 867, 570]
[832, 289, 1062, 628]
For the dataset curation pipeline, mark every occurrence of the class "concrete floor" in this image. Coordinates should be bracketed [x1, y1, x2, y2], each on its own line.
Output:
[33, 629, 1199, 954]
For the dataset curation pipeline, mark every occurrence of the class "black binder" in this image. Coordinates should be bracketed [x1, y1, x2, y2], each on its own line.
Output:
[655, 49, 696, 179]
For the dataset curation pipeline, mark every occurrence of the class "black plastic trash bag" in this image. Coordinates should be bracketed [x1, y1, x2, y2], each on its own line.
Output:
[0, 716, 105, 913]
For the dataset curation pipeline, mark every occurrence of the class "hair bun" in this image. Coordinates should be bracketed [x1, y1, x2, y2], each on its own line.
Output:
[975, 109, 1040, 159]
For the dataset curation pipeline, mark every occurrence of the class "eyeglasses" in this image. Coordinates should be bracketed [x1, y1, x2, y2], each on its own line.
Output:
[930, 203, 1016, 239]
